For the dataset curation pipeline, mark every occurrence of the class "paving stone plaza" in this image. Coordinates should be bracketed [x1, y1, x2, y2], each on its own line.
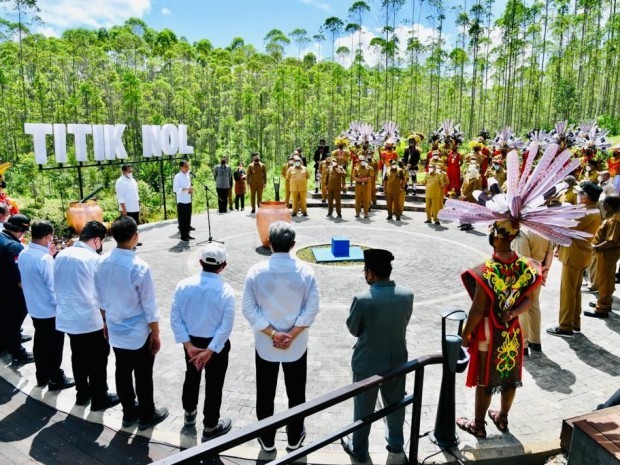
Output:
[2, 206, 619, 464]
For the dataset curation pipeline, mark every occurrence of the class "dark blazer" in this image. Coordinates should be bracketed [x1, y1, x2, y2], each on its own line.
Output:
[346, 281, 413, 376]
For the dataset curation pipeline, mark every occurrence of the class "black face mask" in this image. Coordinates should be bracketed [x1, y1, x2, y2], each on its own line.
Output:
[488, 232, 495, 248]
[0, 181, 6, 189]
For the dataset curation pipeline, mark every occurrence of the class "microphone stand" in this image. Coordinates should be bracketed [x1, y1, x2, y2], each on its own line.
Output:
[191, 175, 224, 244]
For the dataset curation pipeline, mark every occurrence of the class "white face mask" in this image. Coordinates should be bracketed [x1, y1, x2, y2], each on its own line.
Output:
[332, 162, 337, 167]
[361, 161, 367, 167]
[493, 164, 500, 170]
[586, 166, 592, 172]
[294, 161, 301, 167]
[429, 167, 436, 173]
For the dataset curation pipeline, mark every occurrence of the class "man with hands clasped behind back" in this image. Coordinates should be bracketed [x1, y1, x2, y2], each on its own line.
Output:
[170, 242, 234, 442]
[242, 221, 320, 453]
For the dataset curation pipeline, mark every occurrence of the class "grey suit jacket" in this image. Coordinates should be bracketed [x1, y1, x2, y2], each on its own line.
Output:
[346, 281, 414, 376]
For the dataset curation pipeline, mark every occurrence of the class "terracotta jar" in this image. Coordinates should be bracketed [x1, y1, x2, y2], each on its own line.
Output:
[256, 201, 292, 247]
[66, 201, 104, 235]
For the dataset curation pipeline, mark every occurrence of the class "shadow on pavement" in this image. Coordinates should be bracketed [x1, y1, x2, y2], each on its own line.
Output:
[0, 397, 53, 441]
[523, 353, 576, 394]
[568, 334, 620, 376]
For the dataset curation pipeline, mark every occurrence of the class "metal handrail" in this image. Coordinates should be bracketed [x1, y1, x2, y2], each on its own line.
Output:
[153, 353, 444, 465]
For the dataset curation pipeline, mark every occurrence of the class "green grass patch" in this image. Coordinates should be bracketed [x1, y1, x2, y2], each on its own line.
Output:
[296, 244, 369, 266]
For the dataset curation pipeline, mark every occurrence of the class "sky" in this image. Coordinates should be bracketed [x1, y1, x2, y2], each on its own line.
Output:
[2, 0, 507, 66]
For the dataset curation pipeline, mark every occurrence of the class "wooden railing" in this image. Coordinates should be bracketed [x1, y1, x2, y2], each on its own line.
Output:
[153, 353, 444, 465]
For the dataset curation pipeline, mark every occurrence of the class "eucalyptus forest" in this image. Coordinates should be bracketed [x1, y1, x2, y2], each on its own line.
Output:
[1, 0, 619, 223]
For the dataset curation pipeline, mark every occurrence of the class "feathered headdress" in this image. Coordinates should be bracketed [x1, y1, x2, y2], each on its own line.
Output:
[407, 132, 425, 144]
[574, 124, 611, 152]
[493, 127, 524, 151]
[478, 129, 491, 141]
[546, 121, 575, 150]
[438, 143, 595, 246]
[345, 122, 381, 147]
[469, 140, 485, 151]
[377, 121, 401, 146]
[0, 162, 12, 176]
[334, 135, 349, 147]
[439, 120, 464, 144]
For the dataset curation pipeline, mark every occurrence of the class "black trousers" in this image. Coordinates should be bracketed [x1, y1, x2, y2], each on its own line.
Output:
[216, 188, 229, 213]
[182, 337, 230, 428]
[235, 194, 245, 210]
[255, 350, 307, 444]
[127, 211, 140, 224]
[0, 297, 27, 357]
[68, 329, 110, 402]
[113, 335, 155, 422]
[31, 317, 65, 385]
[177, 202, 192, 240]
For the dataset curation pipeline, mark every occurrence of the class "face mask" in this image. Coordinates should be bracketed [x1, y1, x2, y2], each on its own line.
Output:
[493, 164, 500, 170]
[429, 168, 435, 173]
[361, 161, 367, 167]
[95, 239, 103, 255]
[294, 161, 301, 167]
[586, 166, 592, 172]
[332, 162, 337, 167]
[391, 164, 396, 170]
[124, 173, 133, 179]
[0, 181, 6, 188]
[597, 175, 603, 183]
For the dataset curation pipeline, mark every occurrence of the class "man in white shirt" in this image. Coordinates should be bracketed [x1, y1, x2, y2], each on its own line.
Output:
[95, 216, 168, 430]
[170, 242, 234, 441]
[19, 220, 74, 390]
[173, 160, 194, 242]
[115, 164, 142, 246]
[242, 221, 320, 453]
[54, 221, 120, 410]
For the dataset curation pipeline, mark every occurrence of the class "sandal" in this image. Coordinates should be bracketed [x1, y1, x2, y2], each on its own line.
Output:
[456, 417, 487, 438]
[488, 409, 509, 432]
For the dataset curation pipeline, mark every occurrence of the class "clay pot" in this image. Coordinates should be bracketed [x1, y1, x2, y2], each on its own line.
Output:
[66, 201, 104, 235]
[256, 201, 292, 247]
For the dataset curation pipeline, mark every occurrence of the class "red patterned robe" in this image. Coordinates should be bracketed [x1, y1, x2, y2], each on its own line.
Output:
[461, 253, 542, 392]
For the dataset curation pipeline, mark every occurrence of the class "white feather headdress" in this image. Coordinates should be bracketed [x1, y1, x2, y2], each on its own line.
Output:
[438, 143, 594, 246]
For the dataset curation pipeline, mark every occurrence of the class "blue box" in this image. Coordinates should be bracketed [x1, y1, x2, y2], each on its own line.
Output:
[331, 237, 350, 257]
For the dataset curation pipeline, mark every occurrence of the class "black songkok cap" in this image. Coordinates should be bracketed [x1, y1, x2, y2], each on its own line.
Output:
[5, 213, 31, 232]
[363, 249, 394, 277]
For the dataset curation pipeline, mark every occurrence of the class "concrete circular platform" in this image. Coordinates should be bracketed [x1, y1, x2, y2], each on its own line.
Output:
[2, 206, 620, 464]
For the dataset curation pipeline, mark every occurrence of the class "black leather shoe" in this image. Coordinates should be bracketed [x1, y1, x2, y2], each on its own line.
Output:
[529, 342, 542, 352]
[187, 235, 195, 240]
[91, 393, 121, 411]
[21, 334, 32, 343]
[189, 226, 196, 231]
[588, 301, 597, 308]
[340, 436, 369, 462]
[76, 394, 92, 406]
[584, 310, 609, 319]
[201, 417, 232, 442]
[12, 351, 34, 366]
[48, 375, 76, 391]
[138, 407, 169, 431]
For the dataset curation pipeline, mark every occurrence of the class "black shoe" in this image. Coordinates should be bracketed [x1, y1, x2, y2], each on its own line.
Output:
[523, 347, 529, 356]
[251, 208, 256, 214]
[76, 394, 92, 406]
[12, 351, 34, 366]
[257, 436, 276, 453]
[588, 301, 597, 308]
[48, 375, 76, 391]
[187, 235, 195, 240]
[189, 226, 196, 231]
[396, 216, 401, 221]
[387, 216, 393, 220]
[582, 287, 597, 294]
[314, 188, 318, 193]
[122, 409, 139, 428]
[546, 326, 574, 338]
[91, 393, 121, 411]
[138, 407, 169, 431]
[584, 310, 610, 319]
[21, 334, 32, 343]
[136, 242, 143, 247]
[340, 436, 369, 462]
[181, 237, 190, 242]
[337, 214, 342, 218]
[286, 428, 306, 451]
[529, 342, 542, 352]
[326, 212, 333, 217]
[424, 219, 432, 224]
[434, 221, 441, 225]
[37, 378, 49, 387]
[201, 417, 232, 441]
[302, 213, 308, 217]
[355, 214, 360, 218]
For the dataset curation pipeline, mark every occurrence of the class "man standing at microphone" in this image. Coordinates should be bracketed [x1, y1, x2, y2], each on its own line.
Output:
[174, 160, 194, 242]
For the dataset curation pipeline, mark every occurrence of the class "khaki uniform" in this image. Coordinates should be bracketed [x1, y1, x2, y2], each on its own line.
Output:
[425, 171, 446, 222]
[561, 186, 578, 205]
[286, 166, 310, 215]
[352, 165, 374, 217]
[281, 162, 293, 206]
[512, 230, 553, 345]
[383, 167, 405, 219]
[332, 149, 350, 190]
[325, 164, 346, 216]
[369, 157, 379, 204]
[319, 159, 331, 201]
[247, 161, 267, 209]
[349, 149, 360, 186]
[485, 166, 506, 188]
[460, 176, 481, 202]
[557, 212, 602, 332]
[593, 211, 620, 313]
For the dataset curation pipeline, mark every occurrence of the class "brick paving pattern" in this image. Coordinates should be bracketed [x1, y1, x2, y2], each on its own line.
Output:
[2, 205, 619, 464]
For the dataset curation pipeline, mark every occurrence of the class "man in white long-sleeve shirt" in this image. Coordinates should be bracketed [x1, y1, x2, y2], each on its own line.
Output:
[95, 216, 168, 431]
[170, 242, 234, 441]
[19, 220, 74, 390]
[115, 164, 142, 246]
[173, 160, 194, 242]
[242, 221, 320, 453]
[54, 221, 119, 410]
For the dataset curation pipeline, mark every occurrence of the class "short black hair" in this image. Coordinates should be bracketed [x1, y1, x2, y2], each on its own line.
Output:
[0, 204, 6, 216]
[201, 261, 223, 273]
[121, 164, 131, 173]
[179, 160, 188, 168]
[31, 220, 54, 240]
[604, 195, 620, 210]
[79, 221, 107, 241]
[111, 216, 138, 244]
[269, 221, 295, 252]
